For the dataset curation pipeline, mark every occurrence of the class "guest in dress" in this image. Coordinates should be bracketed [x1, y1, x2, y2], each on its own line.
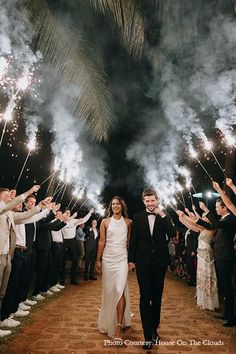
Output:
[96, 196, 132, 341]
[177, 210, 219, 311]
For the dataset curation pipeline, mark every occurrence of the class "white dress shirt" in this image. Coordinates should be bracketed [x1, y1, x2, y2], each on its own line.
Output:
[146, 210, 156, 236]
[62, 211, 93, 240]
[51, 229, 63, 243]
[14, 208, 49, 246]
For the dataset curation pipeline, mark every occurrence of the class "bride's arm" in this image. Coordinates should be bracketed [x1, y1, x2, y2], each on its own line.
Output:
[95, 219, 107, 273]
[125, 219, 132, 248]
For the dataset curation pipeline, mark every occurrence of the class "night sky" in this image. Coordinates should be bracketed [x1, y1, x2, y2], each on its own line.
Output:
[1, 0, 236, 219]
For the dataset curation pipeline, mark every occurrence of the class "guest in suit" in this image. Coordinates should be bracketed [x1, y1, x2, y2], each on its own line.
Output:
[184, 229, 199, 286]
[0, 197, 52, 327]
[33, 204, 66, 298]
[128, 188, 175, 349]
[84, 219, 99, 280]
[0, 185, 40, 337]
[198, 199, 236, 327]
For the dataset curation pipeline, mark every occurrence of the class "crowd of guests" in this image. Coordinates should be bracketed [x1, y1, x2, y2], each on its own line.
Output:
[0, 184, 99, 337]
[171, 178, 236, 327]
[0, 178, 236, 339]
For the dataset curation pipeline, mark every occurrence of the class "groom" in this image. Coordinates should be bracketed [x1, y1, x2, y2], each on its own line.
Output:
[128, 188, 175, 350]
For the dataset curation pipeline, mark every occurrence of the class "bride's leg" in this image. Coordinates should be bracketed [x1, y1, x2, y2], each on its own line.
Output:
[114, 293, 126, 338]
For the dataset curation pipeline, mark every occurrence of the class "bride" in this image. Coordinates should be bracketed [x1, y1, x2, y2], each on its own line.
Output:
[96, 196, 132, 340]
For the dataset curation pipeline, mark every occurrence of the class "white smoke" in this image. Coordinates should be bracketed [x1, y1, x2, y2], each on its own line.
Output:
[128, 8, 236, 202]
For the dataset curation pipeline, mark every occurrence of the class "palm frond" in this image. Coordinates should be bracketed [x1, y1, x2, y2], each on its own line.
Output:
[17, 0, 115, 141]
[89, 0, 144, 60]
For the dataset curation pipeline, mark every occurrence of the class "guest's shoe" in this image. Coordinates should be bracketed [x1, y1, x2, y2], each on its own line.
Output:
[142, 341, 153, 350]
[24, 299, 37, 306]
[19, 302, 31, 311]
[187, 282, 196, 286]
[55, 283, 65, 289]
[49, 286, 61, 293]
[214, 314, 227, 320]
[13, 309, 29, 317]
[84, 274, 89, 281]
[41, 290, 53, 296]
[70, 280, 80, 285]
[89, 276, 97, 280]
[223, 320, 236, 327]
[152, 330, 160, 344]
[32, 294, 45, 301]
[0, 318, 20, 328]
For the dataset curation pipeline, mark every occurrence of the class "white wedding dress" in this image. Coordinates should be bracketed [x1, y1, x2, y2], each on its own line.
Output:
[97, 216, 131, 338]
[196, 230, 219, 311]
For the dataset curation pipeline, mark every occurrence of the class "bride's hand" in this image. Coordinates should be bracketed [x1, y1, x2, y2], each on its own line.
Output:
[96, 260, 102, 273]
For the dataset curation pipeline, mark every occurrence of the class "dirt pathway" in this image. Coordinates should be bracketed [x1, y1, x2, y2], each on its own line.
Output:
[1, 272, 235, 353]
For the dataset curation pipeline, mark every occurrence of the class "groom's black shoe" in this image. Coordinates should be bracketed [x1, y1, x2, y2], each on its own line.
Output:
[142, 341, 153, 350]
[214, 313, 227, 320]
[152, 330, 160, 344]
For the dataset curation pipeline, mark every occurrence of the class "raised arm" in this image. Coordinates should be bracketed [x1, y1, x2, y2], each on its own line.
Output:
[0, 185, 40, 215]
[213, 181, 236, 216]
[73, 208, 94, 226]
[176, 210, 204, 233]
[226, 178, 236, 195]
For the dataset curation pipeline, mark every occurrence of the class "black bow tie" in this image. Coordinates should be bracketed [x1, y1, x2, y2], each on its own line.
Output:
[146, 211, 156, 216]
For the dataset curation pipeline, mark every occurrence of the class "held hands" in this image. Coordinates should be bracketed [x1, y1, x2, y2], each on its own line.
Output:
[128, 262, 136, 272]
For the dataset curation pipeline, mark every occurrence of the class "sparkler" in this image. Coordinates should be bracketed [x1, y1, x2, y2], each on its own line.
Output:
[175, 183, 186, 207]
[15, 137, 36, 189]
[53, 182, 66, 200]
[189, 146, 212, 180]
[59, 183, 68, 202]
[40, 171, 57, 186]
[203, 138, 226, 178]
[52, 180, 63, 197]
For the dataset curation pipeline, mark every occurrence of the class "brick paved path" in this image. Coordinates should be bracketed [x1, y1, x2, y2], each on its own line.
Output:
[1, 272, 236, 353]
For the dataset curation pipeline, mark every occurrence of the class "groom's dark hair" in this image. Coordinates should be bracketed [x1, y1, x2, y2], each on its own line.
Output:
[142, 188, 158, 200]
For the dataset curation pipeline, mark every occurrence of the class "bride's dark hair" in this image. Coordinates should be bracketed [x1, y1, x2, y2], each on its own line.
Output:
[106, 196, 128, 218]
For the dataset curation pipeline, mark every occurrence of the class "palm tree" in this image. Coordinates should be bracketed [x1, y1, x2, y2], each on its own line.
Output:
[13, 0, 146, 141]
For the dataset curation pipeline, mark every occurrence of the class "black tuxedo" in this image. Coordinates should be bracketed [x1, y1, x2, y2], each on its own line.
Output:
[198, 211, 236, 322]
[128, 211, 175, 341]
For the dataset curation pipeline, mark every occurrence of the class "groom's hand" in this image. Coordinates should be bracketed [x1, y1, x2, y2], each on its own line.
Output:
[128, 262, 136, 272]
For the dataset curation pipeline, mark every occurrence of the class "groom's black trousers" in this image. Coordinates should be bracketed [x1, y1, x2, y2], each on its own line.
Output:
[136, 258, 167, 341]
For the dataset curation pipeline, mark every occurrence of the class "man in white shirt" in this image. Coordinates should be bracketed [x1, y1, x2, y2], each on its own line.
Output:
[62, 208, 94, 285]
